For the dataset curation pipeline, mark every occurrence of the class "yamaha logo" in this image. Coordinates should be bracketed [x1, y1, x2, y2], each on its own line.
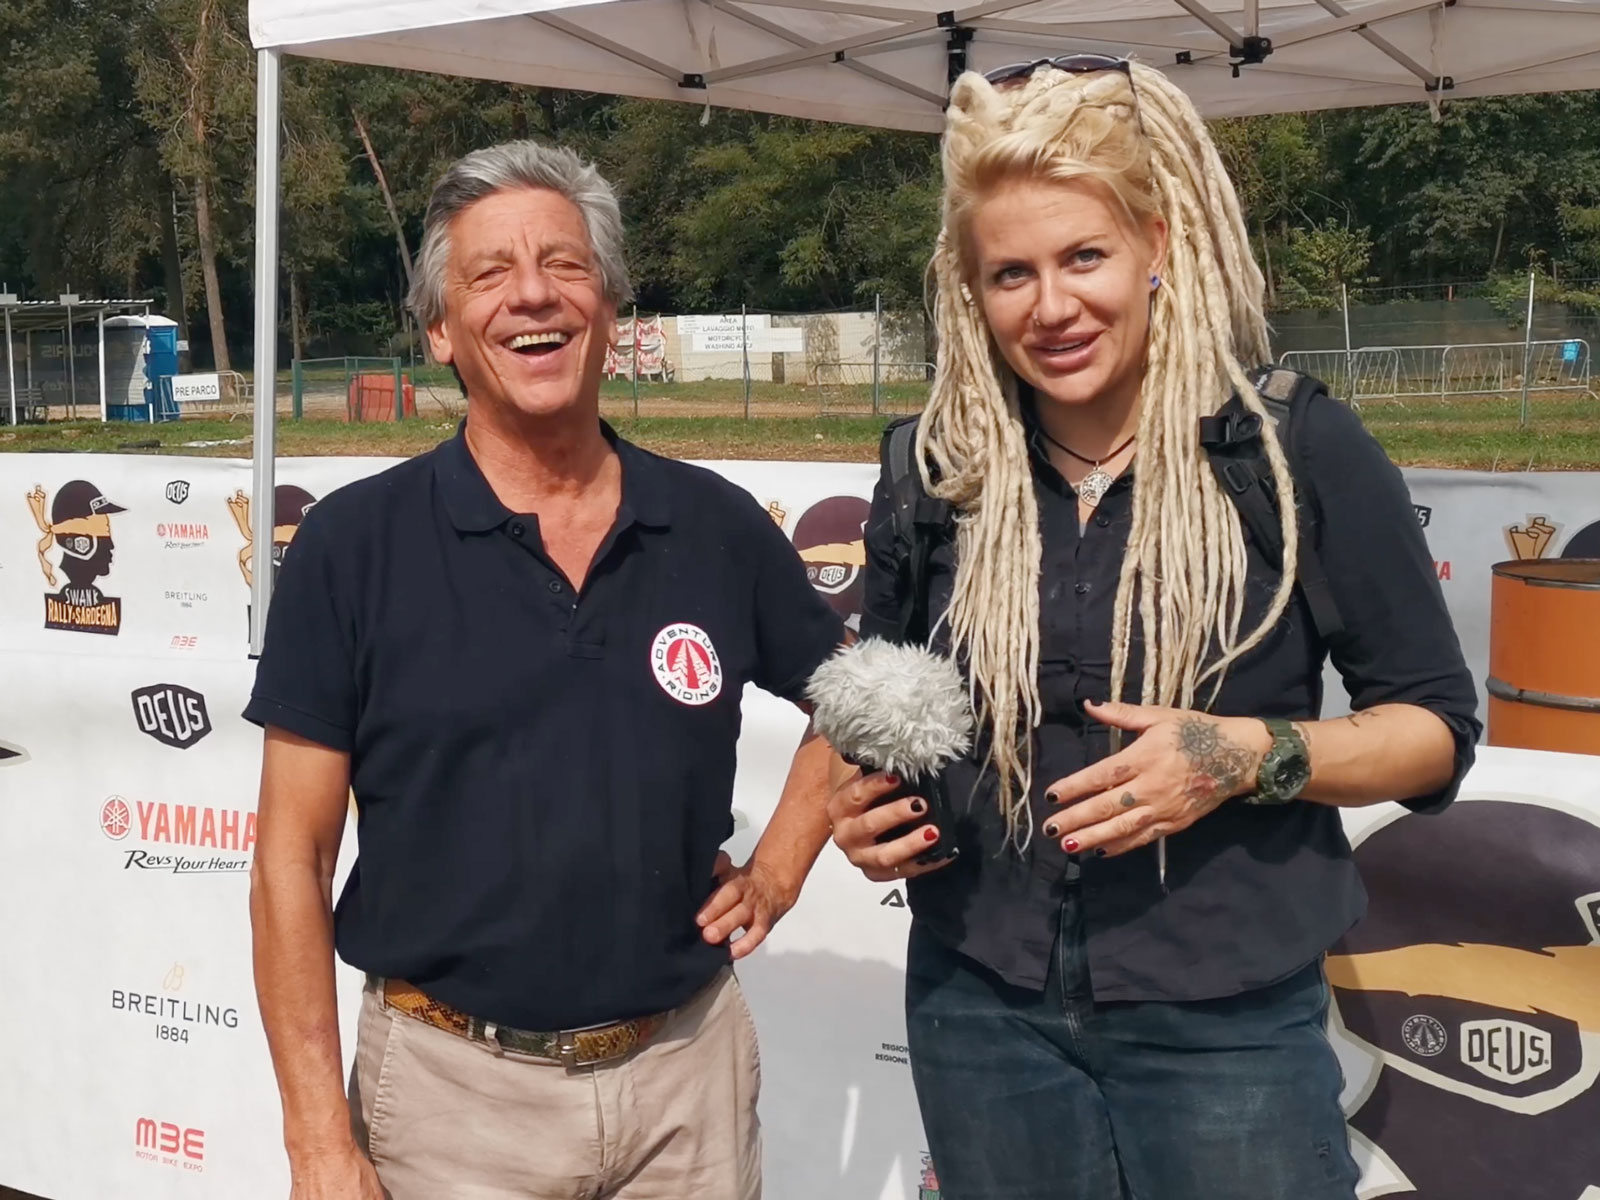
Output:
[131, 684, 212, 749]
[165, 480, 191, 505]
[101, 796, 133, 841]
[650, 623, 723, 706]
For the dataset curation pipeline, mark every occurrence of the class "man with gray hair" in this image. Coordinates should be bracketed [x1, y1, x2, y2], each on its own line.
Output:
[247, 141, 844, 1199]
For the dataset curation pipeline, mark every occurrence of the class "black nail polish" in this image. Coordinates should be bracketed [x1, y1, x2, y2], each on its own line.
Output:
[1045, 790, 1059, 805]
[910, 798, 926, 814]
[1094, 848, 1108, 858]
[1042, 823, 1058, 839]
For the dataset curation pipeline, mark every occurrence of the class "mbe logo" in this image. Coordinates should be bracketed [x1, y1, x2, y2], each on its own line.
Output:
[165, 480, 191, 505]
[131, 684, 212, 749]
[134, 1117, 205, 1172]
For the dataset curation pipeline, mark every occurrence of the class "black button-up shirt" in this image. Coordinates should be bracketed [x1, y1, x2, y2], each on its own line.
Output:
[245, 424, 844, 1030]
[860, 398, 1480, 1002]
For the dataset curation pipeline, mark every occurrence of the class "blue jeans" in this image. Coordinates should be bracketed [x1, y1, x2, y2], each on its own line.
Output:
[904, 890, 1359, 1200]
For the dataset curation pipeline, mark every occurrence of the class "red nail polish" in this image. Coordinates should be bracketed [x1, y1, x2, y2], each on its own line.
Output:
[1064, 838, 1080, 853]
[923, 827, 939, 842]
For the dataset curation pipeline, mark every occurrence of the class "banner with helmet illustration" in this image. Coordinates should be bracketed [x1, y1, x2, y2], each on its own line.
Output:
[1, 450, 1598, 1200]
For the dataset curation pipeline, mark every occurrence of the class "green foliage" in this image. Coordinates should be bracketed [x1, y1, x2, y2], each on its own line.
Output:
[1275, 220, 1377, 310]
[4, 4, 1600, 361]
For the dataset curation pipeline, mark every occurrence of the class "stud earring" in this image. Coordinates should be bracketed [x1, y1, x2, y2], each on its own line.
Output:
[1150, 274, 1161, 290]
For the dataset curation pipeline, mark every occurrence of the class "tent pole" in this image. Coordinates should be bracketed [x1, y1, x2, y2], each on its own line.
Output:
[3, 299, 15, 427]
[98, 305, 108, 422]
[251, 47, 283, 656]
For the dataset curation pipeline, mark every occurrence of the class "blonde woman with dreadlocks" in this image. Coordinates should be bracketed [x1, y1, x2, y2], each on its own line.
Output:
[825, 58, 1478, 1200]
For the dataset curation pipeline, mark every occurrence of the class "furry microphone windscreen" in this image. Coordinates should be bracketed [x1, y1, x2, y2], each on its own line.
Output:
[805, 638, 975, 780]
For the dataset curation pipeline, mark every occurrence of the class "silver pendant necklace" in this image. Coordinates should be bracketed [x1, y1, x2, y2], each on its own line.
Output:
[1037, 428, 1137, 508]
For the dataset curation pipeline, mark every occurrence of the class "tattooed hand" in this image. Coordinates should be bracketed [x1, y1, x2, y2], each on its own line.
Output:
[1039, 701, 1275, 859]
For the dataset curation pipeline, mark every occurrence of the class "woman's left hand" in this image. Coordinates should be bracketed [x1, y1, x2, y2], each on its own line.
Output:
[1042, 700, 1275, 858]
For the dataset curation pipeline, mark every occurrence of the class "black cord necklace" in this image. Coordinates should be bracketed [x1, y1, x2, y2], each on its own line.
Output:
[1035, 428, 1137, 508]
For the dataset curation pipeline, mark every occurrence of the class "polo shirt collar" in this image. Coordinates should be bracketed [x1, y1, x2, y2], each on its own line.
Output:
[435, 419, 673, 534]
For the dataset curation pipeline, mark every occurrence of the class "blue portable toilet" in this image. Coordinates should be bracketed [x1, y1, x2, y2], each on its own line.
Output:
[103, 314, 181, 420]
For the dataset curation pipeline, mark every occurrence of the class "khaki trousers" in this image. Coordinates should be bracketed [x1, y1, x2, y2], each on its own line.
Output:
[348, 969, 761, 1200]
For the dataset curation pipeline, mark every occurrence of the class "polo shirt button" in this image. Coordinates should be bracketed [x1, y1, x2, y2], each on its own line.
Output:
[1074, 582, 1090, 596]
[509, 521, 526, 538]
[546, 579, 563, 594]
[1095, 514, 1110, 528]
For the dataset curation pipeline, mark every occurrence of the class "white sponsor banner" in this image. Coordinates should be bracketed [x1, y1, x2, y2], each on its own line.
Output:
[1, 451, 1598, 1199]
[677, 313, 806, 355]
[169, 374, 222, 404]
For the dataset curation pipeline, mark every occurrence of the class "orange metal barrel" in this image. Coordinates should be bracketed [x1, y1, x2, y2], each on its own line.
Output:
[1488, 559, 1600, 754]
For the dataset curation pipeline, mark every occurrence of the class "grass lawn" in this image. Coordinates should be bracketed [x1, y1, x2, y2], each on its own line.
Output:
[2, 388, 1597, 468]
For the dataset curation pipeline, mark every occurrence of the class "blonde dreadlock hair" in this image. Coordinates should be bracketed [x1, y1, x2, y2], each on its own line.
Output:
[921, 62, 1299, 848]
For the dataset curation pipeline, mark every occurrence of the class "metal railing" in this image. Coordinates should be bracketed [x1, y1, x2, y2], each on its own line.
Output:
[1281, 339, 1592, 408]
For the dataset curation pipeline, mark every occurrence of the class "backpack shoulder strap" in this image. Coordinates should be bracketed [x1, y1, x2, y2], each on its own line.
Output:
[878, 416, 952, 644]
[1199, 365, 1345, 642]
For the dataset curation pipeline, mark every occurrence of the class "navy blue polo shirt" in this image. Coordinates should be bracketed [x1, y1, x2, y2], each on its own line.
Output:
[245, 423, 844, 1030]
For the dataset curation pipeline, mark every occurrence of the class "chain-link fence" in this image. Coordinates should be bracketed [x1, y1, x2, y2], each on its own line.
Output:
[267, 279, 1600, 427]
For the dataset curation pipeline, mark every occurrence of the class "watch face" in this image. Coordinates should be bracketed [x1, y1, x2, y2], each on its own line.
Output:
[1279, 751, 1311, 795]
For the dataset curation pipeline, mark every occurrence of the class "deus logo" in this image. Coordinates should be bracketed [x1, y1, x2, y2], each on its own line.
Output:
[165, 479, 191, 505]
[25, 479, 126, 635]
[130, 684, 212, 750]
[1328, 799, 1600, 1199]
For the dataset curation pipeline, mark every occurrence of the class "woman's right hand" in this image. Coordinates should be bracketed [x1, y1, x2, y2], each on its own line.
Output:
[826, 768, 953, 883]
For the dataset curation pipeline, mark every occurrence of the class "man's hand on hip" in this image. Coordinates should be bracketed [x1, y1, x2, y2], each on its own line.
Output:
[696, 852, 796, 960]
[289, 1142, 386, 1199]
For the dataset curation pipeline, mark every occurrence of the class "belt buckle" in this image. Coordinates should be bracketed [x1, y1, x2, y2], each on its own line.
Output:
[556, 1031, 582, 1068]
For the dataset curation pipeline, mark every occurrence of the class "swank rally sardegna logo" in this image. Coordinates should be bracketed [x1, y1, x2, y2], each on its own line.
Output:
[25, 479, 125, 635]
[791, 496, 872, 632]
[1328, 799, 1600, 1199]
[99, 794, 254, 875]
[1504, 513, 1600, 561]
[650, 623, 723, 706]
[227, 484, 317, 587]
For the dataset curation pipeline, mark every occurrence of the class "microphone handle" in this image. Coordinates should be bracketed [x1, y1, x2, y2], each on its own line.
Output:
[844, 756, 959, 866]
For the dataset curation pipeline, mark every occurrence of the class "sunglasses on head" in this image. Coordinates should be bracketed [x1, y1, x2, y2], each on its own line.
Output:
[983, 53, 1132, 88]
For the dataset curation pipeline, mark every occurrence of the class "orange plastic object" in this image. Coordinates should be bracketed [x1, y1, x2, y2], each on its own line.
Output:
[346, 373, 417, 422]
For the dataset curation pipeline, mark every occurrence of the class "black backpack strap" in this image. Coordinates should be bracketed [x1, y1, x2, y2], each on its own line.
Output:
[881, 417, 952, 644]
[1199, 365, 1345, 643]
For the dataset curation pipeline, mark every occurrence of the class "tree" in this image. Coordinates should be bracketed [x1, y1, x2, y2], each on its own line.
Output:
[1275, 219, 1376, 310]
[132, 0, 255, 371]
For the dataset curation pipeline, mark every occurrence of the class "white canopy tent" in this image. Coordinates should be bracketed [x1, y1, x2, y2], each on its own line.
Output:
[246, 0, 1600, 647]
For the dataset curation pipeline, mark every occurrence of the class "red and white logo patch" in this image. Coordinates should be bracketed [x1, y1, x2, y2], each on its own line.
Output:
[651, 623, 723, 706]
[101, 795, 132, 841]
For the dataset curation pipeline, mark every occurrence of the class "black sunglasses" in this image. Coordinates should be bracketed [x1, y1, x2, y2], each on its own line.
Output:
[983, 53, 1132, 88]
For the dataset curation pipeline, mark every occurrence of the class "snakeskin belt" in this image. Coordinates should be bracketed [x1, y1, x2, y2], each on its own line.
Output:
[378, 979, 671, 1067]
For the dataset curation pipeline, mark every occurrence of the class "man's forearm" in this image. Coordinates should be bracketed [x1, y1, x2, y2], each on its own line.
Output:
[749, 731, 835, 903]
[250, 858, 352, 1158]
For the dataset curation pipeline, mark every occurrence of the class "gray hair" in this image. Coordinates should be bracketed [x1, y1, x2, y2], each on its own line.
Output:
[408, 140, 633, 326]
